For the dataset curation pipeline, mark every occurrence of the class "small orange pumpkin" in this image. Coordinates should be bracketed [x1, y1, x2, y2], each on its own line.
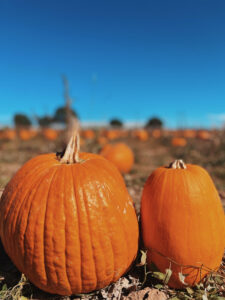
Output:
[100, 143, 134, 174]
[82, 129, 95, 140]
[171, 137, 187, 147]
[141, 159, 225, 288]
[133, 129, 148, 141]
[42, 128, 58, 140]
[104, 130, 119, 140]
[197, 130, 211, 140]
[152, 129, 161, 138]
[182, 129, 196, 139]
[0, 132, 138, 295]
[18, 129, 32, 141]
[1, 129, 16, 140]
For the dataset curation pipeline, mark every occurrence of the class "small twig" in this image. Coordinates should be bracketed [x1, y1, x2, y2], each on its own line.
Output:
[147, 247, 224, 277]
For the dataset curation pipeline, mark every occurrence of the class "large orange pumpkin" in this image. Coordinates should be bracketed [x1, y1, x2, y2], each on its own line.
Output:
[141, 159, 225, 288]
[0, 132, 138, 295]
[100, 143, 134, 174]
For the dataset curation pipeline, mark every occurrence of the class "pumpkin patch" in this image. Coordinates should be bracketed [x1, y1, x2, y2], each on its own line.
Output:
[0, 128, 224, 299]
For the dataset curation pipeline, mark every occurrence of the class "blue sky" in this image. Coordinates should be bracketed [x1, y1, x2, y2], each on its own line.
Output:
[0, 0, 225, 128]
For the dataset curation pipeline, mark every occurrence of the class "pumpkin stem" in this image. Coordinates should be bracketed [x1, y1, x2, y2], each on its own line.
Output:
[59, 130, 80, 164]
[169, 159, 187, 169]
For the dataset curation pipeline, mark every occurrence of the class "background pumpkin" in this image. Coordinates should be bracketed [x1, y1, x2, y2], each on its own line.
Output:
[0, 132, 139, 295]
[152, 129, 161, 139]
[42, 128, 59, 140]
[100, 143, 134, 174]
[141, 159, 225, 288]
[183, 129, 197, 139]
[197, 130, 211, 140]
[171, 137, 187, 147]
[104, 129, 119, 140]
[133, 129, 149, 141]
[18, 129, 32, 141]
[0, 129, 16, 140]
[82, 129, 95, 140]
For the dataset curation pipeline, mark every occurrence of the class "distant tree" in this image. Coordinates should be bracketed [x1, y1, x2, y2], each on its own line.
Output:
[14, 114, 31, 128]
[110, 119, 123, 128]
[145, 117, 163, 129]
[37, 115, 53, 128]
[52, 106, 78, 124]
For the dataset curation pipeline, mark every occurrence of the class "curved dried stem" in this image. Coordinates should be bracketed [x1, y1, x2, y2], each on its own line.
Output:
[59, 130, 80, 164]
[169, 159, 187, 169]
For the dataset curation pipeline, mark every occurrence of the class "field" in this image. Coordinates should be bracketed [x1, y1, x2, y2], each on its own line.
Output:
[0, 129, 224, 299]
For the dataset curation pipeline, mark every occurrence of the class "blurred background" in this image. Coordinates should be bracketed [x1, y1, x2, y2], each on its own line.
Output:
[0, 0, 225, 210]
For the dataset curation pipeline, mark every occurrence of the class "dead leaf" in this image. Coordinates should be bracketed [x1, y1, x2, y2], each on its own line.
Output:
[178, 272, 188, 285]
[136, 250, 147, 267]
[164, 268, 172, 284]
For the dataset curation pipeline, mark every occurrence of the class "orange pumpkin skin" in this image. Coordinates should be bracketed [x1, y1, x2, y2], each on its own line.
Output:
[133, 130, 148, 141]
[42, 128, 58, 140]
[197, 130, 211, 140]
[141, 162, 225, 288]
[105, 130, 119, 140]
[82, 129, 95, 140]
[1, 129, 16, 140]
[183, 130, 196, 139]
[18, 129, 32, 140]
[171, 137, 187, 147]
[152, 129, 161, 139]
[100, 143, 134, 174]
[0, 153, 138, 295]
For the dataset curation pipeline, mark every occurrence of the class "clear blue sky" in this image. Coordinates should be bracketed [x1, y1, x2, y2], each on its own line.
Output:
[0, 0, 225, 128]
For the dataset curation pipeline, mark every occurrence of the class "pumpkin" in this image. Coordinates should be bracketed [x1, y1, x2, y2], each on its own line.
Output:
[18, 129, 32, 141]
[100, 143, 134, 174]
[171, 137, 187, 147]
[133, 129, 148, 141]
[182, 129, 196, 139]
[0, 129, 16, 140]
[0, 132, 138, 295]
[197, 130, 211, 140]
[152, 129, 161, 139]
[42, 128, 58, 140]
[82, 129, 95, 140]
[104, 130, 119, 140]
[141, 159, 225, 288]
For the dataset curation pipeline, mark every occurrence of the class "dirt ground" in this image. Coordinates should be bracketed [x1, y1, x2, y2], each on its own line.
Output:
[0, 132, 224, 299]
